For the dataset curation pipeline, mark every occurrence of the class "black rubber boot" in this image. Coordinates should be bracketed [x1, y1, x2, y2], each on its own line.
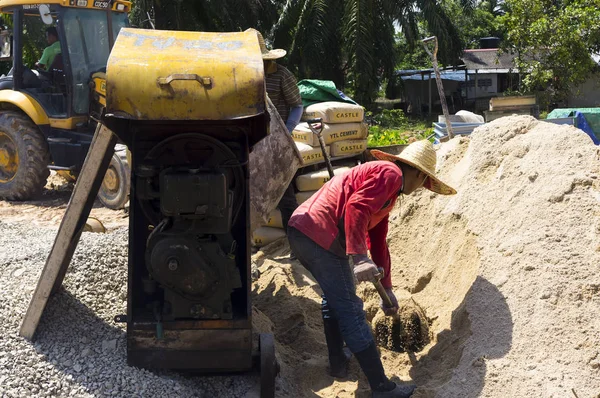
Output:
[322, 296, 352, 378]
[372, 384, 417, 398]
[354, 342, 416, 398]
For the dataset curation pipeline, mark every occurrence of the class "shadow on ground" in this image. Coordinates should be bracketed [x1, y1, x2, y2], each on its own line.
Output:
[410, 276, 513, 398]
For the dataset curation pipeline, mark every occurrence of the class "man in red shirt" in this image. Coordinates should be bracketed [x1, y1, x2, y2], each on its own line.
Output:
[288, 140, 456, 397]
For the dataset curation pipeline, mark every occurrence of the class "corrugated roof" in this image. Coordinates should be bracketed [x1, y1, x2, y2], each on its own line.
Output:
[461, 49, 516, 70]
[399, 70, 466, 81]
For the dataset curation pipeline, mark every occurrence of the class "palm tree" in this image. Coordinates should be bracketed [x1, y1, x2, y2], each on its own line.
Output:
[271, 0, 473, 104]
[130, 0, 472, 104]
[130, 0, 281, 33]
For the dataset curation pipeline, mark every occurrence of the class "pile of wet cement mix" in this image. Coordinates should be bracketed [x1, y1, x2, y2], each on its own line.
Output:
[372, 298, 430, 353]
[252, 115, 600, 397]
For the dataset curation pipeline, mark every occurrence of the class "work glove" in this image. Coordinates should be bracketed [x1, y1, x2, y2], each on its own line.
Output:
[352, 254, 381, 283]
[381, 288, 399, 316]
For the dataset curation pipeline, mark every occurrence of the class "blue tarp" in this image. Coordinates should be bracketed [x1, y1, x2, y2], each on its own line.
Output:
[547, 108, 600, 145]
[574, 112, 599, 145]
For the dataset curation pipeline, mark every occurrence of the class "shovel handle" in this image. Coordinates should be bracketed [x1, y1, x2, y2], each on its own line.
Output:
[306, 118, 335, 178]
[306, 118, 324, 131]
[371, 267, 394, 308]
[372, 280, 394, 308]
[421, 35, 438, 58]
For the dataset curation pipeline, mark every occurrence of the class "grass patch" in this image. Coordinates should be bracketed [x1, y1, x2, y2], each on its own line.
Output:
[366, 109, 433, 147]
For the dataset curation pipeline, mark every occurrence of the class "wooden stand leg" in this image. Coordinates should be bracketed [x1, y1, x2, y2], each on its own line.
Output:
[20, 124, 118, 340]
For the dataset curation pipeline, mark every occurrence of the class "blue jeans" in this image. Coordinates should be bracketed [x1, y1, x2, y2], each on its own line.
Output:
[277, 182, 298, 231]
[288, 227, 374, 353]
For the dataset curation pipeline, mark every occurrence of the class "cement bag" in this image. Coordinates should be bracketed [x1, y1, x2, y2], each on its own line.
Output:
[322, 122, 367, 145]
[265, 209, 284, 229]
[291, 123, 316, 146]
[302, 101, 364, 124]
[250, 98, 303, 233]
[296, 142, 330, 166]
[296, 166, 351, 192]
[296, 190, 318, 204]
[330, 139, 367, 157]
[252, 226, 287, 247]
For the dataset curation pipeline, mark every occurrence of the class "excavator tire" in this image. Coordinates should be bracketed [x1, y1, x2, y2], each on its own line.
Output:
[97, 144, 130, 210]
[0, 111, 50, 200]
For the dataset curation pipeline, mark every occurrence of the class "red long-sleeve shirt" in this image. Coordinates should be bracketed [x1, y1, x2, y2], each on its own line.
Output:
[289, 161, 403, 288]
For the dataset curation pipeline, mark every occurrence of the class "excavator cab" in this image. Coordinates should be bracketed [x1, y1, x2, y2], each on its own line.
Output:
[0, 1, 131, 208]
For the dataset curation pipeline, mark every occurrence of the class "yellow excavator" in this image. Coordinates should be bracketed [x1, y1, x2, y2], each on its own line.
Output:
[0, 0, 131, 208]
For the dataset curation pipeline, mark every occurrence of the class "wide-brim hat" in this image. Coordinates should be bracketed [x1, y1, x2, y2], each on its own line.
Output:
[245, 28, 286, 60]
[370, 140, 457, 195]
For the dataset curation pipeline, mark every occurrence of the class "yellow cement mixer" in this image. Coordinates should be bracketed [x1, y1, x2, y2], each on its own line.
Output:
[20, 28, 303, 398]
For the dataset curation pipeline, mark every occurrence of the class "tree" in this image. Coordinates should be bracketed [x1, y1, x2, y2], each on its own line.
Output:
[501, 0, 600, 105]
[445, 0, 505, 49]
[129, 0, 473, 105]
[130, 0, 281, 33]
[271, 0, 473, 104]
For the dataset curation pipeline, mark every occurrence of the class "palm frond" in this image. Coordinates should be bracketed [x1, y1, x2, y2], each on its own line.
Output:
[272, 0, 305, 53]
[416, 0, 464, 64]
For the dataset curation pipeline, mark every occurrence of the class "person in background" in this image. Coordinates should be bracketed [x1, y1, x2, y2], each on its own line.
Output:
[248, 28, 303, 234]
[35, 27, 61, 71]
[287, 140, 457, 397]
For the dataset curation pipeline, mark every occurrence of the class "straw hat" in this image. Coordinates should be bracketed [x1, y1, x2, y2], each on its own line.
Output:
[370, 140, 457, 195]
[245, 28, 286, 60]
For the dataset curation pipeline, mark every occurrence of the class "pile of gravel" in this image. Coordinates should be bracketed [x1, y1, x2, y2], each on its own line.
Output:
[0, 221, 259, 398]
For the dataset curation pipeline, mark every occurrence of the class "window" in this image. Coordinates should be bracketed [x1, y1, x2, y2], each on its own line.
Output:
[62, 9, 128, 114]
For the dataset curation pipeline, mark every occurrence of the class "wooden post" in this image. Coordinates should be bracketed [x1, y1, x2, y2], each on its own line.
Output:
[20, 124, 117, 340]
[465, 69, 468, 101]
[422, 36, 454, 139]
[428, 72, 432, 117]
[421, 72, 425, 115]
[475, 70, 479, 103]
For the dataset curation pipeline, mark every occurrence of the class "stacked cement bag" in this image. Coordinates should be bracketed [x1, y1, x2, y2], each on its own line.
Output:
[302, 101, 365, 124]
[293, 101, 368, 165]
[289, 101, 368, 206]
[295, 141, 330, 166]
[252, 209, 286, 247]
[294, 166, 351, 204]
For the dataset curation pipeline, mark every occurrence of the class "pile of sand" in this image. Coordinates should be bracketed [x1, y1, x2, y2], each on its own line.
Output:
[252, 115, 600, 397]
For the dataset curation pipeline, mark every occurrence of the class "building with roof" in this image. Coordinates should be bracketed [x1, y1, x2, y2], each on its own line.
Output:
[394, 68, 466, 115]
[394, 39, 600, 115]
[462, 48, 520, 108]
[394, 38, 521, 115]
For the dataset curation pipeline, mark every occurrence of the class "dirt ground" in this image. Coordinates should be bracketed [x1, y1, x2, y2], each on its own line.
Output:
[0, 172, 129, 230]
[3, 117, 600, 397]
